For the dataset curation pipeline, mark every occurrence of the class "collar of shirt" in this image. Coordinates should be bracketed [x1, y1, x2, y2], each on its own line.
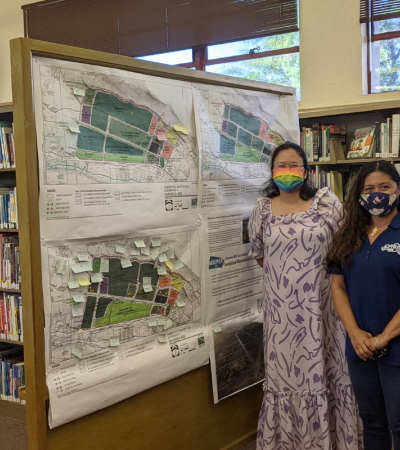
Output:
[389, 212, 400, 230]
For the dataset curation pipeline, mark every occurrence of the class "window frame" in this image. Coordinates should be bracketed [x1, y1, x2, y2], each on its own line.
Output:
[179, 43, 300, 72]
[367, 21, 400, 93]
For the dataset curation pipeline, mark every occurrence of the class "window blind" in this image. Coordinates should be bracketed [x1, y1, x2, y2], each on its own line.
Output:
[360, 0, 400, 23]
[23, 0, 299, 57]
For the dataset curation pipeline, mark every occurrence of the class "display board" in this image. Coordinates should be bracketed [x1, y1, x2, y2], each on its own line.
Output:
[31, 55, 298, 428]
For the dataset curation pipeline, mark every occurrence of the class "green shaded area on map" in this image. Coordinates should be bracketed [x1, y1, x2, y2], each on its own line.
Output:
[105, 153, 144, 163]
[91, 92, 153, 132]
[77, 126, 105, 152]
[139, 263, 158, 286]
[238, 128, 252, 147]
[229, 108, 261, 135]
[220, 154, 235, 161]
[81, 296, 97, 329]
[227, 122, 237, 138]
[84, 88, 95, 106]
[105, 136, 144, 157]
[146, 153, 159, 164]
[127, 283, 137, 298]
[109, 119, 151, 149]
[136, 284, 155, 301]
[220, 135, 236, 155]
[95, 297, 113, 319]
[223, 106, 230, 119]
[251, 136, 264, 151]
[107, 259, 139, 297]
[76, 150, 103, 161]
[94, 299, 151, 327]
[93, 258, 100, 273]
[236, 144, 261, 163]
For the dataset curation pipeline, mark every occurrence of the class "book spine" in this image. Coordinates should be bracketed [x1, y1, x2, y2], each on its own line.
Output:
[392, 115, 400, 158]
[312, 123, 319, 161]
[389, 118, 392, 157]
[375, 122, 381, 158]
[326, 126, 330, 160]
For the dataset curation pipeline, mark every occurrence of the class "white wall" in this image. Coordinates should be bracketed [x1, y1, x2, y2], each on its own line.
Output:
[1, 0, 400, 112]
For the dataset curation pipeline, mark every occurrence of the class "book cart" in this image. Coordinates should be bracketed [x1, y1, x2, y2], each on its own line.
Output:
[9, 37, 298, 450]
[0, 102, 25, 421]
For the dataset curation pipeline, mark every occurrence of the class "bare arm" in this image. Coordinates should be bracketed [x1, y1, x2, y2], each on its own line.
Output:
[369, 308, 400, 350]
[331, 274, 375, 360]
[256, 258, 263, 268]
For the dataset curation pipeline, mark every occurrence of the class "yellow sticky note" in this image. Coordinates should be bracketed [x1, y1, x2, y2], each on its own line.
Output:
[179, 126, 188, 135]
[165, 259, 174, 270]
[173, 123, 182, 131]
[78, 276, 91, 286]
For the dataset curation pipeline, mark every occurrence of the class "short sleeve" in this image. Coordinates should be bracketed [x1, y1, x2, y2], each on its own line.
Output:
[315, 188, 343, 233]
[248, 200, 266, 260]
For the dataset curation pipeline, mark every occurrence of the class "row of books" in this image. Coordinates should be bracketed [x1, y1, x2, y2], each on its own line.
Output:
[310, 168, 343, 202]
[301, 124, 347, 162]
[0, 347, 24, 404]
[0, 187, 18, 229]
[0, 234, 20, 290]
[0, 122, 16, 169]
[0, 294, 23, 342]
[348, 116, 400, 159]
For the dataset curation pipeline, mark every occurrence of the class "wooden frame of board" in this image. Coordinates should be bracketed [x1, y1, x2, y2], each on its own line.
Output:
[10, 37, 294, 450]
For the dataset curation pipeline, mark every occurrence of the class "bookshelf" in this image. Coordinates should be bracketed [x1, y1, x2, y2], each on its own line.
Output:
[299, 107, 400, 199]
[0, 105, 25, 421]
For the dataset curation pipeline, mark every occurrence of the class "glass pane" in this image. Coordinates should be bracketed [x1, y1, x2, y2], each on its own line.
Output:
[136, 49, 193, 65]
[371, 37, 400, 93]
[207, 32, 299, 60]
[206, 52, 300, 99]
[374, 17, 400, 34]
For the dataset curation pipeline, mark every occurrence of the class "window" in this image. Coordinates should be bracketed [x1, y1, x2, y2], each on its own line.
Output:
[361, 0, 400, 93]
[136, 49, 193, 66]
[135, 32, 300, 99]
[370, 18, 400, 93]
[205, 32, 300, 99]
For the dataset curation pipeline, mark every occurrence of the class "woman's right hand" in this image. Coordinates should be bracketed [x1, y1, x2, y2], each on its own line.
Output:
[348, 328, 376, 361]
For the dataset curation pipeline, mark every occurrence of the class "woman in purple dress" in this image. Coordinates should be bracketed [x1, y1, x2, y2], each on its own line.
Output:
[248, 142, 362, 450]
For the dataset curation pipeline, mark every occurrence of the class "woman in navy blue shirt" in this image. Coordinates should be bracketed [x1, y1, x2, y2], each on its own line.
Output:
[326, 160, 400, 450]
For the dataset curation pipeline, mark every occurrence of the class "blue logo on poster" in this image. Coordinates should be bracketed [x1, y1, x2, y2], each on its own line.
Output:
[209, 256, 224, 269]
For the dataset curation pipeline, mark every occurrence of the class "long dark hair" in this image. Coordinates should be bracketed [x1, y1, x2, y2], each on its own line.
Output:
[325, 160, 400, 271]
[261, 141, 318, 200]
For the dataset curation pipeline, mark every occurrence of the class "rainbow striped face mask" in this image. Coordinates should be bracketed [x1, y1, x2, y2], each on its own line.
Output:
[273, 167, 305, 193]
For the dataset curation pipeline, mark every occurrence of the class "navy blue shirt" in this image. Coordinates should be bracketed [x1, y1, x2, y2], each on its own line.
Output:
[336, 212, 400, 365]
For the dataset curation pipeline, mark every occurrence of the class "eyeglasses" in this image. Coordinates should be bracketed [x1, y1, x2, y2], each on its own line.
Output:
[273, 163, 304, 169]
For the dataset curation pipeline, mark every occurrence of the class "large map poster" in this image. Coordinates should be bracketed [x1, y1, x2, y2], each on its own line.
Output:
[34, 57, 198, 241]
[32, 57, 207, 428]
[32, 56, 298, 427]
[194, 83, 299, 210]
[195, 84, 299, 402]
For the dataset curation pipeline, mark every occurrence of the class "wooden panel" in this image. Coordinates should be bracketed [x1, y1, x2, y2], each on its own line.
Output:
[10, 37, 267, 450]
[47, 366, 262, 450]
[10, 38, 48, 450]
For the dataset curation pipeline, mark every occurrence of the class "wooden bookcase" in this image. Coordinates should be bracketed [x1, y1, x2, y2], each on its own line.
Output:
[0, 103, 25, 421]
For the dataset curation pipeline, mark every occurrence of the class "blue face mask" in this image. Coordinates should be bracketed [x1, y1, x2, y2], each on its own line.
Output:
[359, 192, 399, 217]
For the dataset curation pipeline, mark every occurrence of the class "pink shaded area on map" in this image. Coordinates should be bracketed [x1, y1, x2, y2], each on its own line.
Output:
[259, 122, 268, 140]
[162, 142, 174, 159]
[149, 115, 158, 135]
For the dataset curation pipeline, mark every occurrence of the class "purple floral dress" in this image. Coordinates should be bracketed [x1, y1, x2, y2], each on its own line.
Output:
[248, 188, 363, 450]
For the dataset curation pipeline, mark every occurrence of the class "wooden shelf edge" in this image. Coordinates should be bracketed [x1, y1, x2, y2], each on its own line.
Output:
[0, 399, 26, 420]
[309, 157, 400, 166]
[0, 229, 19, 233]
[0, 168, 16, 172]
[0, 338, 23, 346]
[0, 288, 21, 293]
